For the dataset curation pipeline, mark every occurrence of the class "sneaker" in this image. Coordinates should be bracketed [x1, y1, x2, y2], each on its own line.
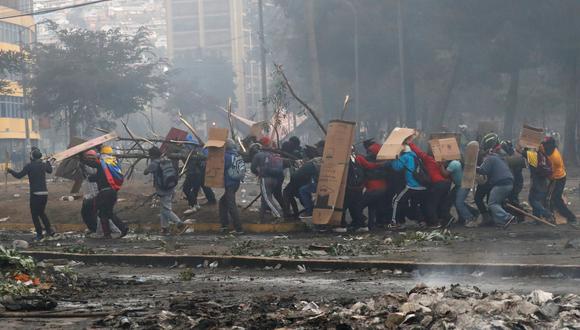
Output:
[183, 208, 196, 216]
[502, 216, 516, 229]
[333, 227, 347, 233]
[183, 219, 195, 225]
[219, 227, 229, 234]
[232, 230, 244, 235]
[299, 212, 313, 220]
[119, 227, 129, 238]
[465, 218, 482, 228]
[160, 228, 170, 236]
[33, 234, 43, 242]
[46, 230, 56, 237]
[354, 227, 370, 233]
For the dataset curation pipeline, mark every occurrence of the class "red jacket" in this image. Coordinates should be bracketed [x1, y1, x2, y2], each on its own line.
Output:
[408, 142, 447, 184]
[355, 143, 387, 191]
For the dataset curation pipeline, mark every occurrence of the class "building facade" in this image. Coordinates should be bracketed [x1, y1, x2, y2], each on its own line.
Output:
[0, 0, 39, 168]
[165, 0, 261, 118]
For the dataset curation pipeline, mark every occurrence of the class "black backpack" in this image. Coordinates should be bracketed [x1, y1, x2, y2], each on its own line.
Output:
[347, 160, 365, 189]
[157, 159, 178, 190]
[412, 156, 432, 188]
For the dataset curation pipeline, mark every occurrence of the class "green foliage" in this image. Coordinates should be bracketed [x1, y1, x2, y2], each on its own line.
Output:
[0, 245, 35, 272]
[230, 240, 257, 256]
[62, 244, 95, 254]
[178, 268, 195, 281]
[28, 23, 167, 136]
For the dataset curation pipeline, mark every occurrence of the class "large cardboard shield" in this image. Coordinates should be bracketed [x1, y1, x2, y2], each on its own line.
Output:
[429, 138, 461, 162]
[204, 127, 229, 188]
[461, 141, 479, 189]
[518, 125, 544, 150]
[377, 127, 415, 160]
[313, 120, 355, 225]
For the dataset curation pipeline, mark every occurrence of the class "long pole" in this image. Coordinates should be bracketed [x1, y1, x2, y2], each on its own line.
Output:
[397, 0, 406, 126]
[342, 0, 359, 125]
[18, 28, 30, 165]
[258, 0, 268, 121]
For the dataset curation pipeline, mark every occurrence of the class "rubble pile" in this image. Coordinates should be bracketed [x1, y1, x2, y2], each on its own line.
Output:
[121, 284, 580, 329]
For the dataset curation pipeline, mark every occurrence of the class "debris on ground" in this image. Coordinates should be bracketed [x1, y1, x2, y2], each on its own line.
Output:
[112, 284, 580, 329]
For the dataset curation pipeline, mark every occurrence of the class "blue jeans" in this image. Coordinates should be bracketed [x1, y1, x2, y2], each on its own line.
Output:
[529, 188, 551, 218]
[298, 182, 317, 215]
[488, 184, 513, 225]
[455, 187, 477, 222]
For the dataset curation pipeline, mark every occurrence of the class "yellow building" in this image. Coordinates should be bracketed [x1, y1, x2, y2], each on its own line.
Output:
[0, 0, 40, 169]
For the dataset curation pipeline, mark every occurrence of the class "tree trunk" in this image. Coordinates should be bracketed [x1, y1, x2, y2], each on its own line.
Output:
[68, 109, 78, 142]
[564, 53, 578, 165]
[430, 50, 461, 133]
[305, 1, 324, 123]
[502, 69, 520, 140]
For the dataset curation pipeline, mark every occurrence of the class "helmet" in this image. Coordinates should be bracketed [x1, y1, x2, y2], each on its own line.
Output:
[500, 140, 514, 155]
[100, 145, 113, 155]
[481, 133, 499, 151]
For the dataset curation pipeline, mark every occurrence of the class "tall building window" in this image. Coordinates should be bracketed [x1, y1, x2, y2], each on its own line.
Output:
[0, 0, 33, 12]
[0, 21, 31, 44]
[0, 95, 23, 118]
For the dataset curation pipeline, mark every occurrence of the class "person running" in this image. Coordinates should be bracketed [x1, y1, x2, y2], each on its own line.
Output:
[524, 146, 553, 221]
[144, 146, 187, 235]
[220, 139, 245, 234]
[442, 159, 479, 227]
[86, 145, 128, 239]
[476, 135, 515, 227]
[182, 136, 217, 216]
[6, 147, 55, 241]
[543, 137, 577, 224]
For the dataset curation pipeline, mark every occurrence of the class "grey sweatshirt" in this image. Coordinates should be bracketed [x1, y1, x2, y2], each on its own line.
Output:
[477, 153, 514, 187]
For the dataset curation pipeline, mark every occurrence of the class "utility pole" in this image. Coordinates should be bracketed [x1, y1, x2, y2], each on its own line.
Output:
[258, 0, 268, 121]
[397, 0, 406, 127]
[18, 28, 31, 166]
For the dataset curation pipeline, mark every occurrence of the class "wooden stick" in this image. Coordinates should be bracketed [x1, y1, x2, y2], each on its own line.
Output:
[505, 203, 556, 227]
[341, 95, 351, 120]
[276, 64, 327, 135]
[4, 149, 8, 192]
[178, 110, 205, 145]
[243, 193, 262, 210]
[121, 120, 147, 154]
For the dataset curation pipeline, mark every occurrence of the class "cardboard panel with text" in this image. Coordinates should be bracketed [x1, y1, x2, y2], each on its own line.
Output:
[429, 138, 461, 162]
[313, 120, 355, 225]
[204, 127, 229, 188]
[518, 125, 544, 149]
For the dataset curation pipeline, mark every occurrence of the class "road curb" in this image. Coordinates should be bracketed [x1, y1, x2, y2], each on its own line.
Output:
[22, 251, 580, 278]
[1, 222, 308, 233]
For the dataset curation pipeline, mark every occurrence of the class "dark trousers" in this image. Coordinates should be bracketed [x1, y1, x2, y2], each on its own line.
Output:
[282, 181, 300, 218]
[474, 185, 490, 214]
[183, 173, 216, 207]
[96, 189, 126, 236]
[260, 177, 286, 219]
[392, 187, 427, 224]
[344, 187, 364, 228]
[219, 184, 242, 231]
[360, 189, 387, 228]
[30, 194, 52, 236]
[425, 180, 452, 225]
[548, 177, 577, 222]
[81, 197, 98, 232]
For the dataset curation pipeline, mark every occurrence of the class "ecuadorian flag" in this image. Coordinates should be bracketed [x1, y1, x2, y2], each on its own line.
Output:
[101, 155, 124, 191]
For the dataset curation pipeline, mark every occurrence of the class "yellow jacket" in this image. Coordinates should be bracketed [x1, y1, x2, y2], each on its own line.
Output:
[548, 148, 566, 180]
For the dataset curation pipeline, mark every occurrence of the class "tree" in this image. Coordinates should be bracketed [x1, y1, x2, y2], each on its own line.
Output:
[0, 50, 24, 95]
[28, 24, 167, 139]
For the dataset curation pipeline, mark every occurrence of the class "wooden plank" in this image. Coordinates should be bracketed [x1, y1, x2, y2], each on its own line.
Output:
[461, 141, 479, 189]
[505, 203, 556, 227]
[51, 133, 118, 162]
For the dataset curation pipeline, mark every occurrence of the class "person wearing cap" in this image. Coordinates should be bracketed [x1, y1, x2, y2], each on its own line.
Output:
[80, 149, 99, 234]
[475, 133, 515, 227]
[84, 145, 128, 238]
[6, 147, 55, 241]
[543, 137, 577, 224]
[220, 139, 244, 233]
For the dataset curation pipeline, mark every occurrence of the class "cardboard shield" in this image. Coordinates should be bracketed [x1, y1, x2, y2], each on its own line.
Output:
[429, 138, 461, 162]
[377, 128, 416, 160]
[204, 127, 229, 188]
[312, 120, 355, 225]
[518, 125, 544, 150]
[461, 141, 479, 189]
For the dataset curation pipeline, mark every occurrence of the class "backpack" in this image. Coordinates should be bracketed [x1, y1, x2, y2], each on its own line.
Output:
[261, 152, 284, 177]
[348, 161, 365, 189]
[227, 153, 246, 181]
[157, 159, 178, 190]
[410, 156, 432, 188]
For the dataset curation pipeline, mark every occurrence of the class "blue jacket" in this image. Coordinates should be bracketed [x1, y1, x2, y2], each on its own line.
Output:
[477, 152, 514, 187]
[391, 150, 423, 189]
[224, 150, 242, 187]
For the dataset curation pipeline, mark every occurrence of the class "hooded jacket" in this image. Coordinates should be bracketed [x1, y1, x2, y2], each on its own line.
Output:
[355, 143, 387, 191]
[408, 142, 447, 184]
[477, 152, 514, 187]
[224, 149, 243, 187]
[391, 149, 423, 189]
